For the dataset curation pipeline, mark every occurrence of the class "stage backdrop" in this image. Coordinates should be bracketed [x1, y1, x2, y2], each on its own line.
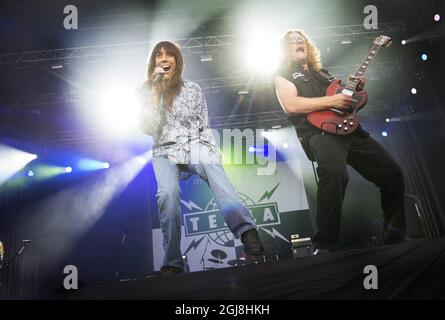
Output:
[152, 126, 314, 272]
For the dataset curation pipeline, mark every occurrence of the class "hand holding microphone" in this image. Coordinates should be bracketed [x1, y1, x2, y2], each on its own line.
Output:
[151, 65, 171, 86]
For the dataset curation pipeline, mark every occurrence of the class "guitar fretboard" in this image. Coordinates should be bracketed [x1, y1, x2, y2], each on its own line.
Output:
[345, 42, 383, 90]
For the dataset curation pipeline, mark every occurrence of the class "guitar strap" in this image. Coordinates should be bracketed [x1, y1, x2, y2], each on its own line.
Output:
[318, 69, 335, 82]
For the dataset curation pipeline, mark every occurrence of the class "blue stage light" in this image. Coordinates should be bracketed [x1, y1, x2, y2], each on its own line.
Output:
[78, 159, 110, 171]
[382, 131, 388, 137]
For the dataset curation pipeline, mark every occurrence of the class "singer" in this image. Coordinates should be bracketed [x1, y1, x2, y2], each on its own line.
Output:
[137, 41, 264, 275]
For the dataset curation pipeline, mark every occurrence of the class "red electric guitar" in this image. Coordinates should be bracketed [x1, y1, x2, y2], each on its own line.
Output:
[306, 35, 392, 135]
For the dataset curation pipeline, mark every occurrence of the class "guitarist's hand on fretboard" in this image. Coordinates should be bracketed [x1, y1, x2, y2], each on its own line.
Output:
[347, 75, 366, 91]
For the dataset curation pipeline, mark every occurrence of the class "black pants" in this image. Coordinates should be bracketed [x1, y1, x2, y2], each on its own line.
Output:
[306, 131, 406, 250]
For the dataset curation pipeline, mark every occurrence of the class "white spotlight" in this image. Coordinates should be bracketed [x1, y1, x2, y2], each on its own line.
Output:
[282, 142, 289, 149]
[103, 162, 110, 169]
[401, 40, 407, 45]
[245, 29, 280, 74]
[0, 144, 39, 185]
[96, 86, 140, 135]
[65, 166, 73, 173]
[411, 88, 417, 95]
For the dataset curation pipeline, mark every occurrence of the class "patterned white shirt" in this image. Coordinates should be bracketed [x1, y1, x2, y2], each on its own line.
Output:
[137, 80, 221, 164]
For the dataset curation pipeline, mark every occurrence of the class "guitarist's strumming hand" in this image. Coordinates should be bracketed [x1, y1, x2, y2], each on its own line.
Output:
[328, 93, 357, 110]
[347, 74, 366, 91]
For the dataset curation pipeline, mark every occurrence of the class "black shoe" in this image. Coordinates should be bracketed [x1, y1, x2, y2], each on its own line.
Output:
[160, 266, 183, 275]
[383, 231, 407, 245]
[241, 229, 265, 263]
[313, 248, 333, 256]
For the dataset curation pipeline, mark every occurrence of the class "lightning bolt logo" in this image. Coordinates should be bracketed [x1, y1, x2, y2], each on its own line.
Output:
[257, 183, 280, 203]
[184, 236, 206, 255]
[181, 199, 203, 211]
[260, 227, 289, 243]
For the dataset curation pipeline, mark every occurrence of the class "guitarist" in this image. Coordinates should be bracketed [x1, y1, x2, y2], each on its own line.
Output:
[274, 29, 406, 254]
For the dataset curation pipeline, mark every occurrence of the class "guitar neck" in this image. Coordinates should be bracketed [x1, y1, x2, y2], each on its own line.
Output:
[345, 42, 383, 90]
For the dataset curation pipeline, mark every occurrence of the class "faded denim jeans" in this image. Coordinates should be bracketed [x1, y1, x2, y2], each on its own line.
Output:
[152, 143, 256, 271]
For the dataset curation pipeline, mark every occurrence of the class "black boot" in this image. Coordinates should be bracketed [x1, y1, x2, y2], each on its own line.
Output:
[160, 266, 183, 275]
[241, 228, 265, 263]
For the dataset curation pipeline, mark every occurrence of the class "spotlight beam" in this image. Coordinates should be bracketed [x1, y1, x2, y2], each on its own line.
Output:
[22, 151, 152, 271]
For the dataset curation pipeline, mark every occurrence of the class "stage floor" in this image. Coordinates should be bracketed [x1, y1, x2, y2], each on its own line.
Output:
[60, 238, 445, 300]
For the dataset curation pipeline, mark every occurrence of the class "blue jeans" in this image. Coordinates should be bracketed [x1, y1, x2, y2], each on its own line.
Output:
[152, 143, 257, 271]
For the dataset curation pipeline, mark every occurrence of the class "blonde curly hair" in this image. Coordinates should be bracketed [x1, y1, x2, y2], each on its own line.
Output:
[280, 29, 323, 72]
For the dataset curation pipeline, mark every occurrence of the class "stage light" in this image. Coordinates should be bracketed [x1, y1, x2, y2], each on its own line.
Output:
[31, 165, 67, 180]
[135, 150, 153, 165]
[434, 14, 440, 22]
[382, 131, 388, 137]
[22, 150, 151, 273]
[248, 146, 255, 152]
[0, 144, 39, 185]
[411, 88, 417, 95]
[245, 29, 280, 74]
[421, 54, 428, 61]
[78, 159, 113, 171]
[95, 86, 140, 135]
[65, 166, 73, 173]
[136, 156, 147, 164]
[385, 118, 390, 123]
[282, 142, 289, 149]
[200, 54, 212, 62]
[27, 170, 34, 177]
[401, 40, 406, 45]
[341, 40, 352, 45]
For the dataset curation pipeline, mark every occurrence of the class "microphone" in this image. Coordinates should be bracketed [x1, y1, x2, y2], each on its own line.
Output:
[151, 66, 170, 86]
[22, 240, 31, 244]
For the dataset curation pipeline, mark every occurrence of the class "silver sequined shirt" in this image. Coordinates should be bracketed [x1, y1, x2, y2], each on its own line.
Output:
[138, 80, 221, 164]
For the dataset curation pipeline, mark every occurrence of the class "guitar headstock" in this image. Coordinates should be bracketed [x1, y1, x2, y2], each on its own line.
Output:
[374, 35, 392, 47]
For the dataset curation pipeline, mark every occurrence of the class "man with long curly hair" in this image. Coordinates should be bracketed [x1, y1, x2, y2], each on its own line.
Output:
[138, 41, 264, 274]
[275, 30, 407, 254]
